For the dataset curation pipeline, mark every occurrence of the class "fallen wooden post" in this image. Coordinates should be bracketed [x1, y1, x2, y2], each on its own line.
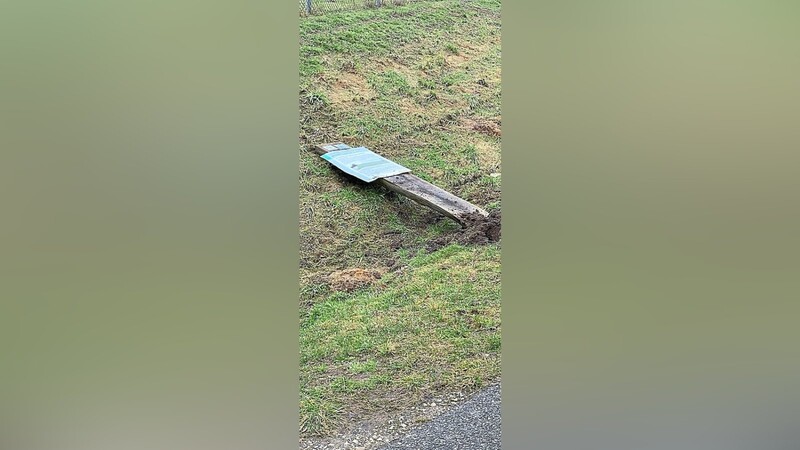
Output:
[312, 142, 489, 226]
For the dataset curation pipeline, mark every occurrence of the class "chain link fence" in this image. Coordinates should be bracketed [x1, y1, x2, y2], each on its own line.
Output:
[299, 0, 429, 16]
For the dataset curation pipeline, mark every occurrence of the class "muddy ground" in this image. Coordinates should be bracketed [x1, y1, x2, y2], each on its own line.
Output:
[426, 210, 501, 252]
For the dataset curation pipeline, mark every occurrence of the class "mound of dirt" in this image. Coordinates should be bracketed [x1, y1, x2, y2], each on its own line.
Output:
[426, 210, 501, 252]
[472, 121, 501, 137]
[460, 210, 502, 244]
[328, 268, 383, 292]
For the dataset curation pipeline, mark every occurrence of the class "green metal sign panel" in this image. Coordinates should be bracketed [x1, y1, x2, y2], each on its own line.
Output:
[321, 146, 411, 182]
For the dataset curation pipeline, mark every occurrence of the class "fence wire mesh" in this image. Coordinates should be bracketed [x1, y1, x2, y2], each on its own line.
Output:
[299, 0, 432, 16]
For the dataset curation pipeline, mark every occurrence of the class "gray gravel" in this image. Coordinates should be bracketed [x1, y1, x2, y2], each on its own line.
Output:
[377, 383, 501, 450]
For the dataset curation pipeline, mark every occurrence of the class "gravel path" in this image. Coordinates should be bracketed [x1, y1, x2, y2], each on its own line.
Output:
[376, 383, 501, 450]
[299, 383, 501, 450]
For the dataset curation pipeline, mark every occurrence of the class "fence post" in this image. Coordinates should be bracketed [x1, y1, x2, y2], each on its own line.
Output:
[376, 0, 382, 7]
[306, 0, 312, 15]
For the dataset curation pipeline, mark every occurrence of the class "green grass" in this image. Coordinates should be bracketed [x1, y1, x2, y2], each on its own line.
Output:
[300, 0, 501, 438]
[300, 245, 500, 436]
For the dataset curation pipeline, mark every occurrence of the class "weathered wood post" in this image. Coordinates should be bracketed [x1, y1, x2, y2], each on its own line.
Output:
[306, 0, 312, 15]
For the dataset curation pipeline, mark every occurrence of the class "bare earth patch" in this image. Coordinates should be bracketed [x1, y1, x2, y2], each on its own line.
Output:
[426, 210, 502, 252]
[328, 72, 376, 105]
[328, 268, 384, 292]
[463, 118, 502, 137]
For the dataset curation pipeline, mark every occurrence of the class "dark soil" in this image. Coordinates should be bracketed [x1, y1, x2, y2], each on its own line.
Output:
[426, 210, 501, 252]
[472, 121, 501, 137]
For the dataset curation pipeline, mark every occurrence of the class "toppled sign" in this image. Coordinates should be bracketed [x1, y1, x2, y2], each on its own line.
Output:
[320, 145, 411, 182]
[313, 142, 489, 226]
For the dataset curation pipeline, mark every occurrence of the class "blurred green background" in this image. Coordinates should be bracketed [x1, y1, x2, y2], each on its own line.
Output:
[505, 1, 800, 448]
[1, 1, 298, 449]
[2, 0, 799, 449]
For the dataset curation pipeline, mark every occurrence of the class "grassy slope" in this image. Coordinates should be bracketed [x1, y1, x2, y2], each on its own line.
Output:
[300, 0, 501, 437]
